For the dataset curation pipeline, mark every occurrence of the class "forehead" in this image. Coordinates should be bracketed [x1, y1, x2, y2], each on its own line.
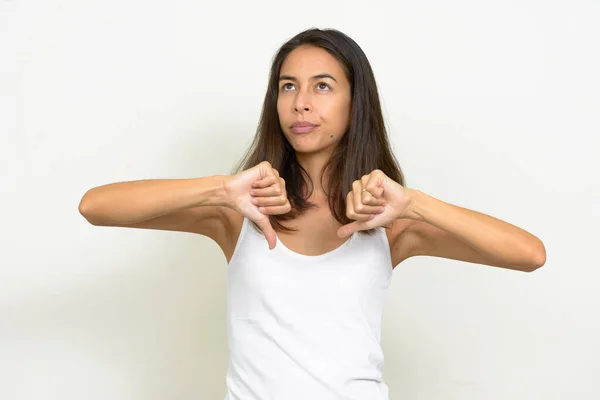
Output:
[280, 45, 346, 78]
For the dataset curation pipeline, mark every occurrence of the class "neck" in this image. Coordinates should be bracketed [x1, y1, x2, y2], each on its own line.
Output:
[296, 150, 333, 199]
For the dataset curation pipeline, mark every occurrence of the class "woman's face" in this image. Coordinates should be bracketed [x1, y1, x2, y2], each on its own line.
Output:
[277, 45, 351, 157]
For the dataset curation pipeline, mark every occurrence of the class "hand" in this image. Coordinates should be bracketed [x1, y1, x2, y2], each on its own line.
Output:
[337, 169, 414, 238]
[224, 161, 291, 249]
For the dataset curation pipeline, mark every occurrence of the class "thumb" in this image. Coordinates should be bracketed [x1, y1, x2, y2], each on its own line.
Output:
[255, 217, 277, 250]
[258, 160, 276, 180]
[337, 221, 362, 239]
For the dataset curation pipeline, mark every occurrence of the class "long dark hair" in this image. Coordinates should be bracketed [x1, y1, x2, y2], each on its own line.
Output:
[231, 28, 405, 235]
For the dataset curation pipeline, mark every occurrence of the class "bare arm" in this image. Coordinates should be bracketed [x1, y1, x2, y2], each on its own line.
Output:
[78, 161, 290, 254]
[78, 176, 233, 236]
[398, 189, 546, 272]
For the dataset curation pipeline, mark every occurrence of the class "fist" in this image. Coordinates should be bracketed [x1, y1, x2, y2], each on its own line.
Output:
[224, 161, 291, 249]
[337, 169, 412, 238]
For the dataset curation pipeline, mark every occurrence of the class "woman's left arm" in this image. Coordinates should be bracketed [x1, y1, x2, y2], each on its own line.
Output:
[401, 189, 546, 272]
[338, 171, 546, 272]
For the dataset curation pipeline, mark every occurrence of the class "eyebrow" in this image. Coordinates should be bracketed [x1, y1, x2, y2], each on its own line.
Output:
[278, 73, 338, 83]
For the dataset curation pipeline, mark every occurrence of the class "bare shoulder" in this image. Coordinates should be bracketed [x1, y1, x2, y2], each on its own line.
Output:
[385, 218, 419, 268]
[216, 207, 244, 263]
[182, 205, 243, 263]
[157, 205, 244, 263]
[111, 205, 244, 263]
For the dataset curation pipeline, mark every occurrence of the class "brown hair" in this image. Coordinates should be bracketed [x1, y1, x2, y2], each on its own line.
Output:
[231, 28, 405, 236]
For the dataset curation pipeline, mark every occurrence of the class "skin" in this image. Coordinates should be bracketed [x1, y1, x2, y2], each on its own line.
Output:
[277, 45, 351, 200]
[252, 44, 547, 271]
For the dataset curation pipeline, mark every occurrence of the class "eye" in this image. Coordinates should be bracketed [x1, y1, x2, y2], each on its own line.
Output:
[316, 82, 331, 91]
[281, 82, 295, 91]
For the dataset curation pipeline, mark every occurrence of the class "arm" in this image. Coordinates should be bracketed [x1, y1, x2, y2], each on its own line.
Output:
[400, 189, 546, 272]
[78, 176, 231, 232]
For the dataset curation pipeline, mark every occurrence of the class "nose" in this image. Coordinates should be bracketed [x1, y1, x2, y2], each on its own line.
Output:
[293, 89, 312, 113]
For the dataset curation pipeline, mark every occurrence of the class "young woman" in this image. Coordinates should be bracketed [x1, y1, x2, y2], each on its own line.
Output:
[79, 28, 546, 400]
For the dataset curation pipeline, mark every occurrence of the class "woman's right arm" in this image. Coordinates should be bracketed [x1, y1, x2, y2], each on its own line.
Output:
[78, 176, 236, 240]
[79, 161, 291, 252]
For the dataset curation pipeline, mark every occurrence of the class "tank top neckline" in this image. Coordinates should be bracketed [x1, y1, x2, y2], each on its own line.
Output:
[274, 228, 358, 260]
[240, 216, 359, 261]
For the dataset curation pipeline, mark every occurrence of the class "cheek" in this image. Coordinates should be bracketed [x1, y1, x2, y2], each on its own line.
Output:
[326, 101, 351, 129]
[341, 102, 351, 123]
[277, 94, 289, 112]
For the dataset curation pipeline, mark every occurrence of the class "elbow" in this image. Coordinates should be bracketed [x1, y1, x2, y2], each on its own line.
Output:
[530, 251, 546, 272]
[524, 242, 547, 273]
[78, 192, 101, 226]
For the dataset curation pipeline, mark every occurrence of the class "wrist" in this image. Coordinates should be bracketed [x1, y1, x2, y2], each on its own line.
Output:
[195, 175, 232, 208]
[219, 175, 239, 209]
[403, 189, 428, 221]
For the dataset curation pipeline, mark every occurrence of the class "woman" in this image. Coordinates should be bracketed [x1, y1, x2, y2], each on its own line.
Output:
[79, 28, 546, 400]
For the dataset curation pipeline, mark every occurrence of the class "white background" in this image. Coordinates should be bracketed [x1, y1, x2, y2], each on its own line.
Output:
[1, 0, 599, 399]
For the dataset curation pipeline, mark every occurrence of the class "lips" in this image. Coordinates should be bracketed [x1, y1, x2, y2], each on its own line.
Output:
[290, 121, 318, 134]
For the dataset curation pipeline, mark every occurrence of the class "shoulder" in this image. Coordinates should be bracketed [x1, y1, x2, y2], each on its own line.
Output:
[219, 208, 245, 263]
[384, 218, 420, 268]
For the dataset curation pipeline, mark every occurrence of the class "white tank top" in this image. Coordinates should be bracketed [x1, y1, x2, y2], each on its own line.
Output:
[224, 216, 393, 400]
